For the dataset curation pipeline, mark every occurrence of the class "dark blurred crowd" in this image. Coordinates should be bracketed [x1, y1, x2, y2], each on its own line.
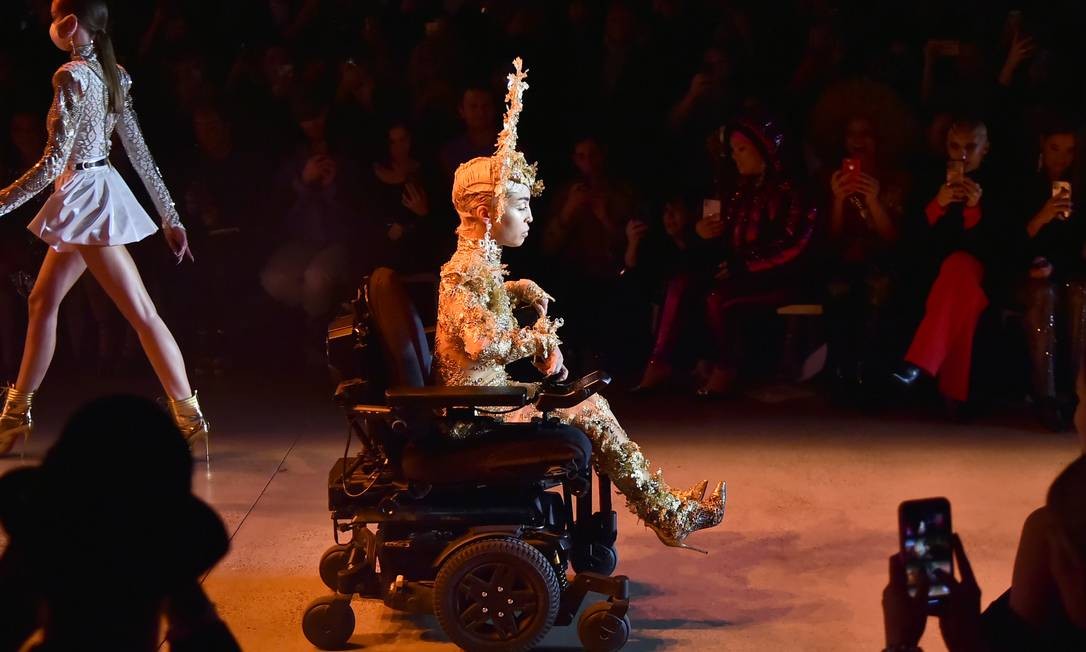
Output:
[2, 0, 1086, 426]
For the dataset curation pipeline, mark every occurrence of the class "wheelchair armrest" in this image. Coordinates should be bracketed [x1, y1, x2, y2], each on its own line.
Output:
[386, 385, 529, 409]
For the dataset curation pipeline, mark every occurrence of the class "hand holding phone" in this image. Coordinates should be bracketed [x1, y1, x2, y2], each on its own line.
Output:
[899, 497, 954, 607]
[1052, 181, 1073, 220]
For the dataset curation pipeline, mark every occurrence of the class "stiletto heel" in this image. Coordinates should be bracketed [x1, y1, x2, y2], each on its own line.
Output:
[676, 479, 709, 502]
[647, 523, 709, 554]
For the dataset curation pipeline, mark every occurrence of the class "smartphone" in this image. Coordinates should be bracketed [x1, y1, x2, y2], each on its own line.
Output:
[1053, 181, 1072, 220]
[946, 160, 965, 184]
[702, 199, 722, 222]
[842, 158, 861, 175]
[899, 497, 953, 606]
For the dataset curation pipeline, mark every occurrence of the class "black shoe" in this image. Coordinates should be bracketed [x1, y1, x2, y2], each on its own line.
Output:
[890, 363, 923, 388]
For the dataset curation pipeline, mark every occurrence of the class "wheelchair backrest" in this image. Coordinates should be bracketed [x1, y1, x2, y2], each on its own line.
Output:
[365, 267, 433, 390]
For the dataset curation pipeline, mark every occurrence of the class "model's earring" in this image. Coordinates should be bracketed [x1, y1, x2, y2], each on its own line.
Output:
[484, 218, 493, 239]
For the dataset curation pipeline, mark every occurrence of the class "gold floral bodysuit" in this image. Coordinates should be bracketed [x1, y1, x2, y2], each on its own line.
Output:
[434, 235, 716, 537]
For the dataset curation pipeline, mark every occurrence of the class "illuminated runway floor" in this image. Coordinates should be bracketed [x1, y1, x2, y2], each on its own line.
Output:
[1, 375, 1078, 651]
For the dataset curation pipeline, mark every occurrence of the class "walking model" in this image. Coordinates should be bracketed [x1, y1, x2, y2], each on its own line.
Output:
[0, 0, 208, 458]
[436, 58, 726, 552]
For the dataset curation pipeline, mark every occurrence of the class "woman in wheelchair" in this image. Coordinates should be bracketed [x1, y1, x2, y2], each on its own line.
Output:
[433, 60, 725, 552]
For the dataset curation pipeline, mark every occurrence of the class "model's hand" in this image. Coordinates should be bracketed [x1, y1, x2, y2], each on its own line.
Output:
[164, 225, 195, 264]
[535, 346, 564, 377]
[882, 552, 929, 648]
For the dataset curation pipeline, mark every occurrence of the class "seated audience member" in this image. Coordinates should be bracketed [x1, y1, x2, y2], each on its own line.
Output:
[542, 134, 646, 372]
[1017, 125, 1081, 430]
[260, 95, 359, 330]
[0, 396, 239, 651]
[439, 85, 499, 181]
[361, 121, 452, 275]
[637, 115, 818, 395]
[892, 117, 1019, 411]
[824, 116, 909, 388]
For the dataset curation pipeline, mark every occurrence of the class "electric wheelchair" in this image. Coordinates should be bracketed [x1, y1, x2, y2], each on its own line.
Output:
[301, 267, 632, 651]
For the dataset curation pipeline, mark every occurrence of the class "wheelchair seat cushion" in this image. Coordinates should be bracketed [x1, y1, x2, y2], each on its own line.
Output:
[401, 422, 592, 486]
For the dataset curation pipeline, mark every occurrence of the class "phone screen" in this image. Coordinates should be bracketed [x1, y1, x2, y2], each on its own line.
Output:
[946, 160, 965, 184]
[899, 497, 953, 604]
[702, 199, 722, 221]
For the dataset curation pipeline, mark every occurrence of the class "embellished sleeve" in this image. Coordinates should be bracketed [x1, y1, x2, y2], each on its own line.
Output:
[504, 278, 554, 308]
[741, 184, 817, 273]
[115, 68, 182, 229]
[441, 270, 562, 367]
[0, 67, 85, 218]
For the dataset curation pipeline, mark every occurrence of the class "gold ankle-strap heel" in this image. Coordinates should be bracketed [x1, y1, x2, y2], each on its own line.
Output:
[648, 481, 726, 554]
[168, 391, 210, 465]
[0, 386, 34, 458]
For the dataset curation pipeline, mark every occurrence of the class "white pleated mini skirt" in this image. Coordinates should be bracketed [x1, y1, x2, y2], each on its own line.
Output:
[27, 164, 159, 252]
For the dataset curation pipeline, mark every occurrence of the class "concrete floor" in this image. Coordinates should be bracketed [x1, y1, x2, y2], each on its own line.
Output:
[1, 375, 1080, 652]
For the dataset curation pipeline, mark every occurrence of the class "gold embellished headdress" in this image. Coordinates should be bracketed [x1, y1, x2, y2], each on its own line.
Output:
[452, 58, 544, 222]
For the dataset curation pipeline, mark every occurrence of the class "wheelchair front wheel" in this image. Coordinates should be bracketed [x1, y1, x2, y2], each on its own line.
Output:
[578, 601, 631, 651]
[301, 595, 355, 650]
[434, 537, 560, 652]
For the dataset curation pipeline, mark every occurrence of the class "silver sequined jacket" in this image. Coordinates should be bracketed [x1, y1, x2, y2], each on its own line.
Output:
[0, 45, 181, 228]
[434, 235, 562, 387]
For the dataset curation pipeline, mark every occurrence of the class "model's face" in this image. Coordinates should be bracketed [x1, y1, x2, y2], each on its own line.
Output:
[388, 126, 412, 162]
[49, 2, 78, 51]
[460, 90, 495, 131]
[845, 118, 877, 161]
[946, 125, 990, 173]
[573, 140, 605, 178]
[1042, 133, 1076, 179]
[730, 131, 766, 177]
[490, 184, 533, 248]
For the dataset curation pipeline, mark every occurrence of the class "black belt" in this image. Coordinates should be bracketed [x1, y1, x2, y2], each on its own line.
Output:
[72, 158, 108, 171]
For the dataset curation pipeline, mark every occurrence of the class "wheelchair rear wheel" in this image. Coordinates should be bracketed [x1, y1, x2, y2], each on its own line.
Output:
[434, 537, 560, 651]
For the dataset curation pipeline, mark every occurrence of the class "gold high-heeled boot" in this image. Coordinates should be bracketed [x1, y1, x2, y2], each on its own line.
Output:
[167, 391, 210, 462]
[646, 481, 726, 554]
[0, 386, 34, 457]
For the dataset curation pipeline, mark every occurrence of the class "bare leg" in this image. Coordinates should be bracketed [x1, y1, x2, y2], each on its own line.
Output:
[15, 249, 88, 392]
[77, 245, 192, 400]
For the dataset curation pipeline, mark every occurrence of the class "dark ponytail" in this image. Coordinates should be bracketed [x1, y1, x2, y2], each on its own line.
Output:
[57, 0, 123, 113]
[93, 28, 123, 114]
